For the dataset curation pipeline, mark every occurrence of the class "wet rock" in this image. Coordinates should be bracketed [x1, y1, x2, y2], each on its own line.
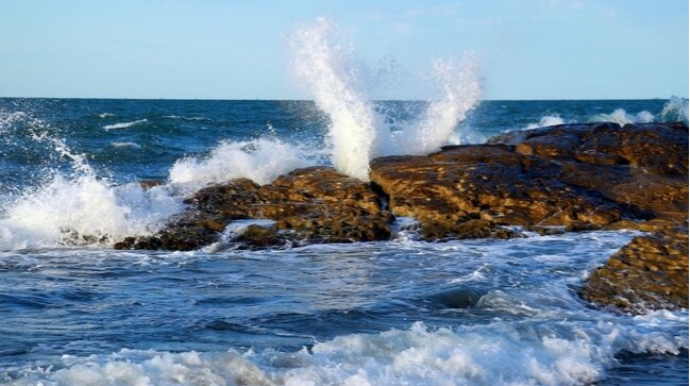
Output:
[370, 122, 688, 237]
[426, 287, 486, 308]
[115, 167, 391, 250]
[580, 224, 689, 312]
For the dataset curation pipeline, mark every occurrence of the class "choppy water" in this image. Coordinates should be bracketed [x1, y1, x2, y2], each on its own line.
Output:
[0, 96, 687, 386]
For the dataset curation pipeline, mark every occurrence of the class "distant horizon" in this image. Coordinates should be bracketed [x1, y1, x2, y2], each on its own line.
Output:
[0, 96, 685, 102]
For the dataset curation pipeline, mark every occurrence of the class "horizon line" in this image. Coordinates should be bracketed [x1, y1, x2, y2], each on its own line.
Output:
[0, 96, 684, 102]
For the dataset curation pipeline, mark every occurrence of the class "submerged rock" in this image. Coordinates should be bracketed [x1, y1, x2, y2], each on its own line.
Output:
[426, 287, 486, 309]
[580, 224, 689, 312]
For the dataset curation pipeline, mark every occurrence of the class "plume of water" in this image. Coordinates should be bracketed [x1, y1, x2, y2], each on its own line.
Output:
[393, 55, 481, 155]
[290, 18, 481, 180]
[290, 17, 386, 181]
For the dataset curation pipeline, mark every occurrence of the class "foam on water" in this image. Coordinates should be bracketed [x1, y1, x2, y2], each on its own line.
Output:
[0, 126, 183, 249]
[0, 110, 331, 249]
[103, 119, 149, 130]
[110, 141, 141, 149]
[5, 311, 686, 386]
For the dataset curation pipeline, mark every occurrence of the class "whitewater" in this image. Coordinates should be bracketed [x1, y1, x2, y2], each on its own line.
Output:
[0, 18, 688, 386]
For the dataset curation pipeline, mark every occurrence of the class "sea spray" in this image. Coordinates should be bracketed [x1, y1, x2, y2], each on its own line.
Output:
[290, 17, 386, 181]
[168, 138, 318, 190]
[660, 96, 689, 125]
[393, 55, 481, 155]
[291, 18, 482, 180]
[0, 113, 182, 249]
[524, 115, 566, 130]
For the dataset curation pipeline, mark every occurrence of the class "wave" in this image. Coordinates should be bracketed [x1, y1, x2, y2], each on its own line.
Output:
[162, 115, 212, 122]
[291, 17, 481, 180]
[103, 119, 149, 130]
[0, 113, 183, 249]
[524, 115, 566, 130]
[587, 108, 655, 125]
[110, 141, 141, 149]
[522, 98, 688, 131]
[660, 96, 689, 125]
[5, 311, 686, 386]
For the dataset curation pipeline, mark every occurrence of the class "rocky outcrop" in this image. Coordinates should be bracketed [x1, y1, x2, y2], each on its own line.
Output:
[114, 122, 689, 313]
[368, 122, 688, 313]
[115, 167, 391, 251]
[580, 224, 688, 312]
[370, 122, 688, 235]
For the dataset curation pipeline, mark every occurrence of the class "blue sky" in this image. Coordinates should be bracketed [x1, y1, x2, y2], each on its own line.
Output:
[0, 0, 687, 100]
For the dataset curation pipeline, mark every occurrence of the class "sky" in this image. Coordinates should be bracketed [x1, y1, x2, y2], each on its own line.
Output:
[0, 0, 687, 100]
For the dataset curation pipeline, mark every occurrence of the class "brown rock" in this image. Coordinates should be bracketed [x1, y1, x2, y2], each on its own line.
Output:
[580, 225, 689, 312]
[371, 122, 688, 238]
[115, 166, 391, 250]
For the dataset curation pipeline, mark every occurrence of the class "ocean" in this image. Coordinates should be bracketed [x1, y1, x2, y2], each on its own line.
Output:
[0, 97, 687, 386]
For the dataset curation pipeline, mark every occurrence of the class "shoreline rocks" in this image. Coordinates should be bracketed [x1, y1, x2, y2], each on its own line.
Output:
[114, 122, 688, 313]
[115, 166, 392, 251]
[580, 224, 688, 312]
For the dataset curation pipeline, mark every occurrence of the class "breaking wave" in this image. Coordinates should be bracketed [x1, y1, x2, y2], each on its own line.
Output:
[5, 311, 687, 386]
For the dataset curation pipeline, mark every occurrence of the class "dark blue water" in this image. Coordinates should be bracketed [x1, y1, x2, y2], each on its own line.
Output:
[0, 98, 686, 386]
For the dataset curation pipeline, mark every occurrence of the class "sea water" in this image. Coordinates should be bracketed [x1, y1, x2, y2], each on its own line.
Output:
[0, 96, 687, 386]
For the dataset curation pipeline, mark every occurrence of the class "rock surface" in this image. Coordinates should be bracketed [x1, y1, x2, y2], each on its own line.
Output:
[370, 122, 688, 234]
[115, 167, 391, 251]
[580, 224, 688, 312]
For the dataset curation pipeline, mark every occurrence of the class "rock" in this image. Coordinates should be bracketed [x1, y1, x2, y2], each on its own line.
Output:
[580, 224, 689, 312]
[137, 180, 164, 190]
[370, 123, 688, 238]
[115, 166, 391, 251]
[426, 287, 486, 308]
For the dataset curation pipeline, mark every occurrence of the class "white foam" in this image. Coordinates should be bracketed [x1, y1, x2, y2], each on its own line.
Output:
[0, 173, 183, 250]
[204, 219, 276, 252]
[524, 115, 566, 130]
[103, 119, 149, 130]
[168, 138, 318, 189]
[110, 141, 141, 149]
[587, 109, 654, 126]
[0, 115, 184, 250]
[0, 111, 29, 133]
[7, 312, 687, 386]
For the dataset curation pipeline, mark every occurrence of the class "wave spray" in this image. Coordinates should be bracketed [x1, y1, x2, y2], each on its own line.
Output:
[290, 17, 481, 180]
